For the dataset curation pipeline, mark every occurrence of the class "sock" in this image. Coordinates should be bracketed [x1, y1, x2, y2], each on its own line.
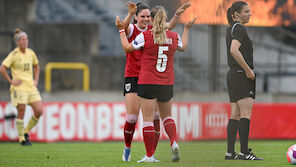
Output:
[143, 122, 155, 157]
[24, 115, 39, 134]
[227, 119, 239, 153]
[239, 118, 250, 154]
[16, 119, 25, 142]
[163, 117, 177, 146]
[153, 119, 160, 151]
[123, 121, 136, 148]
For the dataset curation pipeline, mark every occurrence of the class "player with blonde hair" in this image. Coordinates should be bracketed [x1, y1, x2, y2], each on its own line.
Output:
[116, 5, 196, 162]
[120, 1, 191, 162]
[0, 28, 43, 146]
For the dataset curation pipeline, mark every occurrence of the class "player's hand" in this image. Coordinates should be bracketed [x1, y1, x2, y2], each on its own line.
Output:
[127, 1, 137, 15]
[185, 18, 196, 29]
[246, 69, 255, 80]
[34, 80, 38, 86]
[115, 16, 124, 29]
[175, 2, 191, 17]
[11, 80, 22, 86]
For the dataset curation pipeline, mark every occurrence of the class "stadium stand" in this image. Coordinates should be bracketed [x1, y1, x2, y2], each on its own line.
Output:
[1, 0, 296, 96]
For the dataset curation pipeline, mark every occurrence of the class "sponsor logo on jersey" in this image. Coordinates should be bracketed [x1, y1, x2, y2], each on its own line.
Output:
[133, 40, 138, 45]
[166, 38, 172, 44]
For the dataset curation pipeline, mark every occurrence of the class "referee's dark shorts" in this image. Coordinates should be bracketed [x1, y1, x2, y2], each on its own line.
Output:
[138, 84, 173, 102]
[227, 68, 256, 102]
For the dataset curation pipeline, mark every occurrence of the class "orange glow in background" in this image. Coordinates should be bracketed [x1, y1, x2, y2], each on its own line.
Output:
[180, 0, 296, 26]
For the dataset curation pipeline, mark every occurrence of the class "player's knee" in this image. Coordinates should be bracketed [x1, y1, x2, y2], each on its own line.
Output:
[126, 114, 138, 123]
[35, 109, 43, 118]
[240, 111, 251, 119]
[230, 114, 240, 120]
[154, 111, 160, 120]
[17, 105, 26, 113]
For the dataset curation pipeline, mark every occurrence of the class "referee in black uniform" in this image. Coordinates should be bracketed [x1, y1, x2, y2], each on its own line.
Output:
[224, 1, 263, 160]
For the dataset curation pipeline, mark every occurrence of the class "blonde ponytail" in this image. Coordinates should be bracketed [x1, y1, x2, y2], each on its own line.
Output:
[151, 6, 167, 45]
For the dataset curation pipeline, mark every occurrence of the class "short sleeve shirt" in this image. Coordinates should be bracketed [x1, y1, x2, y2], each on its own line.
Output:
[124, 24, 152, 77]
[226, 22, 253, 69]
[132, 30, 182, 85]
[2, 47, 39, 91]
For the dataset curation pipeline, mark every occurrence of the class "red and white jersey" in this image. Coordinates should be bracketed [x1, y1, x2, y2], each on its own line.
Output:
[124, 24, 152, 77]
[132, 30, 182, 85]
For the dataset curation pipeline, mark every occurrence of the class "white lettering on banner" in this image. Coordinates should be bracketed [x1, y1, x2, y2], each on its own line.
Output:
[36, 114, 44, 140]
[25, 104, 44, 140]
[4, 103, 17, 139]
[46, 104, 59, 141]
[154, 104, 178, 140]
[23, 107, 36, 135]
[60, 103, 76, 139]
[113, 104, 126, 139]
[96, 104, 111, 140]
[205, 104, 228, 137]
[78, 104, 94, 140]
[23, 106, 33, 125]
[134, 111, 143, 140]
[0, 105, 3, 138]
[179, 104, 201, 139]
[171, 104, 178, 131]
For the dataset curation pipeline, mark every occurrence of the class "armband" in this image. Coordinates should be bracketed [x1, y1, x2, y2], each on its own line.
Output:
[119, 29, 125, 33]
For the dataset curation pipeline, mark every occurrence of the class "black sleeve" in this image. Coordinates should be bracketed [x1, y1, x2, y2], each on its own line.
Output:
[232, 24, 246, 44]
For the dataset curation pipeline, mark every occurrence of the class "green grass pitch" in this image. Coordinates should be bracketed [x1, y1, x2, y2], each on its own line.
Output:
[0, 140, 294, 167]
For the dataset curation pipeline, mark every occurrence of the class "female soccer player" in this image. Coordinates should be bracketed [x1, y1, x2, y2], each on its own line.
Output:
[116, 5, 196, 162]
[120, 1, 191, 162]
[225, 1, 263, 160]
[0, 28, 43, 146]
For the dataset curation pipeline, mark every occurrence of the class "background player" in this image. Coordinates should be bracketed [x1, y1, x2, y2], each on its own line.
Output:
[0, 28, 43, 146]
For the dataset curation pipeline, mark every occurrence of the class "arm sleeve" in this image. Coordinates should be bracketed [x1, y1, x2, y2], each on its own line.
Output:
[177, 34, 183, 49]
[231, 24, 246, 44]
[131, 33, 145, 50]
[2, 53, 14, 67]
[127, 24, 134, 38]
[30, 50, 39, 65]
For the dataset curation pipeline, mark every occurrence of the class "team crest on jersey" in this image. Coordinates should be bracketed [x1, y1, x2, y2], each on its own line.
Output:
[133, 40, 138, 45]
[166, 38, 172, 44]
[125, 83, 131, 92]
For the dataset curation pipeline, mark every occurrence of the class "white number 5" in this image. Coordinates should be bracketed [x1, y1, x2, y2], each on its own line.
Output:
[156, 46, 168, 72]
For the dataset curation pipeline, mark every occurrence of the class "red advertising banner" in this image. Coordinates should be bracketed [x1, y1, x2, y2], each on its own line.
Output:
[0, 102, 295, 142]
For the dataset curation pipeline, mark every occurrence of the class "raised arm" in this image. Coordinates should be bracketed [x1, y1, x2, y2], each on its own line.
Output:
[230, 40, 255, 80]
[178, 18, 196, 52]
[115, 16, 135, 53]
[167, 2, 191, 30]
[122, 2, 137, 35]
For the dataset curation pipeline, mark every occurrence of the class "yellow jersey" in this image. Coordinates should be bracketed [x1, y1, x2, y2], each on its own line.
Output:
[2, 47, 39, 91]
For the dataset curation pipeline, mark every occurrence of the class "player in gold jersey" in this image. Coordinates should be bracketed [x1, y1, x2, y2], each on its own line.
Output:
[0, 28, 43, 146]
